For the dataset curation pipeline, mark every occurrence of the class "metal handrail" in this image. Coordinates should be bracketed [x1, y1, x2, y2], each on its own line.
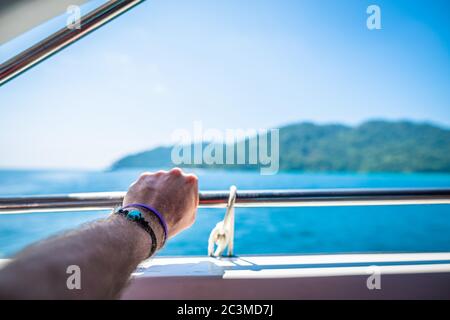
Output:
[0, 0, 144, 86]
[0, 188, 449, 214]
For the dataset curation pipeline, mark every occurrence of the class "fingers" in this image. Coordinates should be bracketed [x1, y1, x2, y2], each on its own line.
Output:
[138, 167, 198, 198]
[169, 167, 183, 176]
[139, 168, 195, 179]
[169, 168, 199, 209]
[169, 168, 198, 186]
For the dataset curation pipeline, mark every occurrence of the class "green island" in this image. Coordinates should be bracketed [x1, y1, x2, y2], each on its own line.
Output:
[111, 120, 450, 173]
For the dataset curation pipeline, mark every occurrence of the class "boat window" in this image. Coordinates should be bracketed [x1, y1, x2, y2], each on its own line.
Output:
[0, 0, 109, 65]
[0, 0, 449, 258]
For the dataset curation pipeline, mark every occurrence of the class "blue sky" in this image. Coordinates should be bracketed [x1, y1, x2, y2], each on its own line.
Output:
[0, 0, 449, 169]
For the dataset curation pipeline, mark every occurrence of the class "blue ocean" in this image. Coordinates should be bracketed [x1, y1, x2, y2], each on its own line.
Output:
[0, 169, 449, 258]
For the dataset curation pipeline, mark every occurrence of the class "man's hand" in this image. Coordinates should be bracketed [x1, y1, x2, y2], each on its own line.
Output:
[0, 168, 199, 299]
[123, 168, 199, 239]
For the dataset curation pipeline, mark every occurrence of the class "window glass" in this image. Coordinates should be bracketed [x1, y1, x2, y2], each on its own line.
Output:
[0, 0, 449, 258]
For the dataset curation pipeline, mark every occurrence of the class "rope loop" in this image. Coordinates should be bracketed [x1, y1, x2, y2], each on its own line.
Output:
[208, 185, 237, 257]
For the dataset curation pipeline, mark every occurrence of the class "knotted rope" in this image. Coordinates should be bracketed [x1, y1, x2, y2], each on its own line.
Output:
[208, 185, 237, 257]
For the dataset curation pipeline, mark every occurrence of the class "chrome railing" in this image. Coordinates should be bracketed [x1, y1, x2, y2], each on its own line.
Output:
[1, 188, 449, 214]
[0, 0, 144, 86]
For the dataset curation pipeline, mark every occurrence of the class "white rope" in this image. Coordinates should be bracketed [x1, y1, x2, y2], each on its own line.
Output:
[208, 185, 237, 257]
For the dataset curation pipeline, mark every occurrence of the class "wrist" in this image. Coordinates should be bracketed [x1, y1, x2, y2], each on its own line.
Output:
[124, 206, 166, 251]
[109, 214, 151, 262]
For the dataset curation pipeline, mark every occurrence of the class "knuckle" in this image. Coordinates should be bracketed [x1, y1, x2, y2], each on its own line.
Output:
[138, 172, 152, 180]
[170, 167, 183, 176]
[185, 174, 198, 184]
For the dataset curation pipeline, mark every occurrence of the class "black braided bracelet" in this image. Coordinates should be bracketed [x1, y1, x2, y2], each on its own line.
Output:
[115, 208, 158, 258]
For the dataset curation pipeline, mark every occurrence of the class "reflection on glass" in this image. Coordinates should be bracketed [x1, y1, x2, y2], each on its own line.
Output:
[0, 0, 108, 64]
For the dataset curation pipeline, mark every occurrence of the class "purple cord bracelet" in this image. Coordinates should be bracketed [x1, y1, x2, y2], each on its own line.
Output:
[123, 203, 168, 243]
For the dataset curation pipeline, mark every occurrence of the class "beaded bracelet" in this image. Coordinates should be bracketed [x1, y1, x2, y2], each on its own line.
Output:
[115, 208, 158, 258]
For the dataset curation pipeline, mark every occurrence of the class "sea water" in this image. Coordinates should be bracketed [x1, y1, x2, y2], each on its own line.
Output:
[0, 169, 449, 258]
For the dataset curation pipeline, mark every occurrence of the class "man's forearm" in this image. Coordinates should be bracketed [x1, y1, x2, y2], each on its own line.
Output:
[0, 214, 151, 299]
[0, 169, 198, 300]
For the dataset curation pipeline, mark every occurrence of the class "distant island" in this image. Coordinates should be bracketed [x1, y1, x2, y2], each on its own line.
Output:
[111, 120, 450, 173]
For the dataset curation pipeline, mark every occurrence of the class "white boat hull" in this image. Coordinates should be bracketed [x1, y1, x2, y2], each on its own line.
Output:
[122, 253, 450, 299]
